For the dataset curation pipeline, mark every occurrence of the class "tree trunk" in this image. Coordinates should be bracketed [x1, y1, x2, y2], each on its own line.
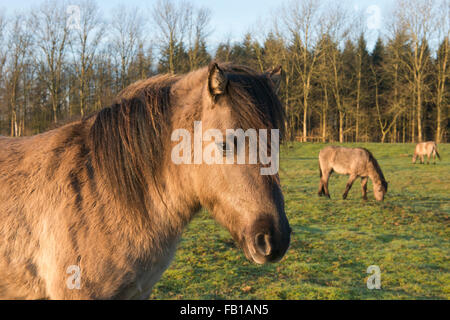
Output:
[303, 92, 308, 142]
[339, 111, 344, 143]
[285, 75, 290, 141]
[393, 119, 397, 143]
[417, 76, 423, 142]
[53, 98, 58, 124]
[322, 86, 328, 143]
[436, 102, 442, 143]
[356, 69, 361, 142]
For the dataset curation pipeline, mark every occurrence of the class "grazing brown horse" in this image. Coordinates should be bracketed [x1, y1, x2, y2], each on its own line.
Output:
[318, 146, 388, 201]
[0, 63, 291, 299]
[412, 141, 441, 164]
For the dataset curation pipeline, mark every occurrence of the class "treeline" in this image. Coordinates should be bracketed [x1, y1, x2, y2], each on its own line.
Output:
[0, 0, 448, 143]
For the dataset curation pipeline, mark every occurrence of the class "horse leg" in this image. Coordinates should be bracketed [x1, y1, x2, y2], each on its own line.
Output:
[343, 174, 357, 200]
[361, 177, 368, 201]
[427, 153, 430, 164]
[420, 155, 424, 164]
[323, 170, 332, 199]
[318, 162, 326, 197]
[318, 180, 324, 196]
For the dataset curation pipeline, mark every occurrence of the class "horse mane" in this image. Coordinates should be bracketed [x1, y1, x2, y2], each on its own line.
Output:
[363, 148, 387, 189]
[89, 76, 175, 211]
[88, 63, 286, 210]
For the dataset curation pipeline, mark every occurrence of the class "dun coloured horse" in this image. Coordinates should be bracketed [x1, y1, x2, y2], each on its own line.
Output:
[412, 141, 441, 164]
[0, 63, 291, 299]
[318, 146, 388, 201]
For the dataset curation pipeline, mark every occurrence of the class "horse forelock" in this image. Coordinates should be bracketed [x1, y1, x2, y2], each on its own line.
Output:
[220, 64, 286, 140]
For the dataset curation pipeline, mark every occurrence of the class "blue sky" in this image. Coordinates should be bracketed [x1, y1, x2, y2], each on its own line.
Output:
[0, 0, 394, 51]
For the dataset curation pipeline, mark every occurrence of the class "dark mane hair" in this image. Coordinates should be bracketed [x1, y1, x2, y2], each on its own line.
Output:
[363, 148, 388, 190]
[89, 78, 173, 211]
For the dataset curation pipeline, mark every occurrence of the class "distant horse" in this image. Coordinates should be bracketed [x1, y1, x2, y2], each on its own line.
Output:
[318, 146, 388, 201]
[0, 62, 291, 299]
[412, 141, 441, 164]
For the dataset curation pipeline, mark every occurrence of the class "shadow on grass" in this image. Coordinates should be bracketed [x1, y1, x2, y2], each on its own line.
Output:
[375, 233, 414, 243]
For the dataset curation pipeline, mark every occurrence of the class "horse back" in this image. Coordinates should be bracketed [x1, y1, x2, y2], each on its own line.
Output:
[415, 141, 437, 155]
[319, 146, 370, 176]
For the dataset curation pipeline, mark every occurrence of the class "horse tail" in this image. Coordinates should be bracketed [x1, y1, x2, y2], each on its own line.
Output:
[434, 144, 441, 160]
[319, 161, 322, 178]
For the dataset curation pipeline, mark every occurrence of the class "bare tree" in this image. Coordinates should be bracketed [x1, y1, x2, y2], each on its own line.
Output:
[315, 34, 332, 142]
[70, 0, 105, 116]
[186, 5, 211, 70]
[435, 0, 450, 143]
[270, 18, 298, 141]
[0, 11, 8, 123]
[110, 5, 144, 89]
[5, 13, 33, 136]
[31, 0, 70, 124]
[0, 0, 447, 142]
[281, 0, 326, 142]
[0, 12, 6, 80]
[324, 3, 353, 143]
[393, 0, 439, 142]
[350, 11, 371, 143]
[371, 64, 403, 143]
[152, 0, 190, 74]
[382, 30, 412, 143]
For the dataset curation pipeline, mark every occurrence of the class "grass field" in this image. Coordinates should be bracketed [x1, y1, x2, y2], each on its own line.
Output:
[150, 143, 449, 300]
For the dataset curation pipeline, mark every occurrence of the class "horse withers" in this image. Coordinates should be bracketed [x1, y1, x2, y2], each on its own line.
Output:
[412, 141, 441, 164]
[318, 146, 388, 201]
[0, 63, 291, 299]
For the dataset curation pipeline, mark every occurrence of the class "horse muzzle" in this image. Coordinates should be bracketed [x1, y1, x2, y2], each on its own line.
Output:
[242, 215, 291, 264]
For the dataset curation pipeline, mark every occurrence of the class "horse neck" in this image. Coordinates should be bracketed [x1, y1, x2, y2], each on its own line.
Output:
[138, 90, 203, 238]
[139, 77, 204, 225]
[90, 103, 201, 254]
[96, 158, 200, 259]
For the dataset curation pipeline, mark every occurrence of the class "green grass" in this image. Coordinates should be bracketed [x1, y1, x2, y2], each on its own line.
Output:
[150, 143, 449, 300]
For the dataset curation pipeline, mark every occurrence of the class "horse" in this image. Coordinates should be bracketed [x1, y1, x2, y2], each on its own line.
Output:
[318, 146, 388, 201]
[412, 141, 441, 164]
[0, 62, 291, 299]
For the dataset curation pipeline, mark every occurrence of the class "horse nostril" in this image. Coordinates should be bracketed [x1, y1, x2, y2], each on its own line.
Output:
[255, 233, 272, 257]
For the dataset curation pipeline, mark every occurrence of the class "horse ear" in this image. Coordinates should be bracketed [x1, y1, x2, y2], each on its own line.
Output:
[266, 65, 282, 93]
[208, 62, 227, 98]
